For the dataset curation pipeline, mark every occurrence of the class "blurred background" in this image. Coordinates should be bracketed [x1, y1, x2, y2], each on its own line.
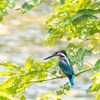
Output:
[0, 0, 98, 100]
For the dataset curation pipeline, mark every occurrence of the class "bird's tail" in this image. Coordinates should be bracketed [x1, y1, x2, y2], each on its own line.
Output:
[70, 75, 74, 86]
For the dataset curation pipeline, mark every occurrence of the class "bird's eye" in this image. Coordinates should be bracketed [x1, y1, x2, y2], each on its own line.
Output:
[54, 52, 57, 54]
[53, 53, 57, 55]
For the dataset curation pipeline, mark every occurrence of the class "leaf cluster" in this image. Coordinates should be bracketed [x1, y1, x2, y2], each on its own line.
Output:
[21, 0, 43, 14]
[85, 59, 100, 100]
[66, 43, 92, 70]
[56, 82, 70, 95]
[0, 56, 57, 99]
[0, 0, 15, 21]
[43, 0, 100, 47]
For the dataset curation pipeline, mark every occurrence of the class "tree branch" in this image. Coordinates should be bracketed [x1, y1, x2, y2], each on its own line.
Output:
[28, 60, 93, 84]
[26, 67, 93, 85]
[74, 67, 92, 77]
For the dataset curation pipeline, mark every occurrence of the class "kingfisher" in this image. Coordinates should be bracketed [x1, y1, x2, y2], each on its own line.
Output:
[44, 49, 74, 86]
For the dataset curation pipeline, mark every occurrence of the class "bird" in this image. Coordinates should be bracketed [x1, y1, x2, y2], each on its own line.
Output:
[44, 49, 74, 86]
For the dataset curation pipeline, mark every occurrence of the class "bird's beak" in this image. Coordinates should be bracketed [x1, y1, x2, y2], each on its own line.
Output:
[44, 54, 55, 60]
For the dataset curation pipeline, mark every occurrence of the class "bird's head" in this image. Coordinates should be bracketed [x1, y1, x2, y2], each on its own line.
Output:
[44, 49, 67, 60]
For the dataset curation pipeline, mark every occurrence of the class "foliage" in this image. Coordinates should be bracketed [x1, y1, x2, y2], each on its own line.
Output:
[0, 0, 44, 21]
[0, 0, 15, 21]
[66, 44, 92, 70]
[0, 0, 100, 100]
[0, 57, 57, 99]
[0, 55, 93, 99]
[88, 59, 100, 100]
[56, 82, 70, 95]
[44, 0, 100, 47]
[89, 35, 100, 53]
[42, 0, 100, 99]
[90, 72, 100, 100]
[21, 0, 43, 14]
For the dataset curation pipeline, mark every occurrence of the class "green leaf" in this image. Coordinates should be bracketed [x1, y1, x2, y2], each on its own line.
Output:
[7, 3, 15, 9]
[66, 43, 76, 49]
[47, 28, 55, 35]
[15, 65, 25, 75]
[84, 50, 92, 56]
[62, 20, 70, 27]
[75, 48, 91, 70]
[76, 60, 84, 71]
[43, 37, 55, 47]
[37, 71, 47, 81]
[0, 2, 6, 8]
[90, 72, 100, 91]
[21, 0, 43, 14]
[22, 71, 37, 83]
[77, 48, 91, 58]
[19, 95, 26, 100]
[76, 9, 100, 16]
[0, 15, 3, 21]
[7, 0, 15, 4]
[1, 61, 25, 75]
[49, 65, 59, 75]
[0, 71, 17, 77]
[90, 2, 100, 9]
[6, 77, 22, 94]
[21, 2, 33, 14]
[64, 82, 70, 91]
[56, 82, 70, 95]
[56, 90, 63, 95]
[24, 56, 34, 71]
[0, 77, 16, 90]
[86, 86, 92, 94]
[6, 0, 15, 9]
[73, 15, 98, 26]
[0, 91, 14, 100]
[1, 8, 8, 16]
[50, 68, 57, 75]
[89, 35, 100, 53]
[1, 61, 16, 70]
[44, 15, 56, 27]
[96, 89, 100, 100]
[93, 59, 100, 72]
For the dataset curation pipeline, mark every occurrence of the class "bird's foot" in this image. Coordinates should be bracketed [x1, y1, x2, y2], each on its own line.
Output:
[60, 75, 64, 78]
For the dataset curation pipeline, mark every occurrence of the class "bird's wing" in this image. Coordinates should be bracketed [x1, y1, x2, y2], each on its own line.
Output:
[59, 58, 74, 76]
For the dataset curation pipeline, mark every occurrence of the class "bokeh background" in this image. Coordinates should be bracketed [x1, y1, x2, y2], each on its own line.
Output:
[0, 1, 98, 100]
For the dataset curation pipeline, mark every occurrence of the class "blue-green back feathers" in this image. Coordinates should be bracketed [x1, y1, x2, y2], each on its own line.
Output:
[59, 57, 74, 86]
